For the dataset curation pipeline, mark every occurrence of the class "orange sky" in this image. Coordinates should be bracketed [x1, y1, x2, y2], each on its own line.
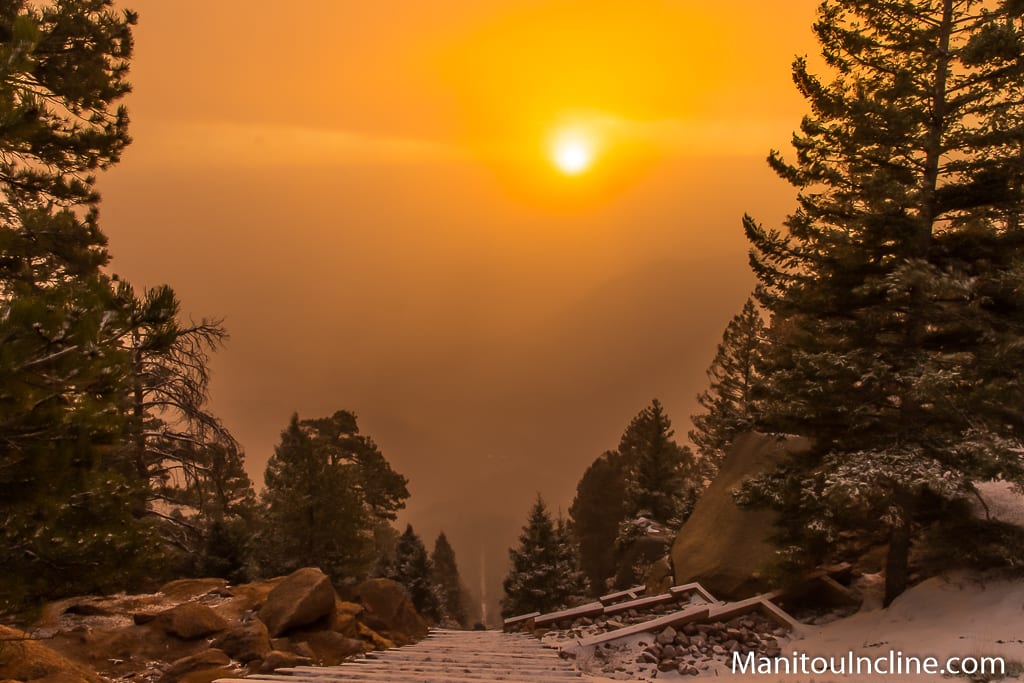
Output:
[101, 0, 820, 619]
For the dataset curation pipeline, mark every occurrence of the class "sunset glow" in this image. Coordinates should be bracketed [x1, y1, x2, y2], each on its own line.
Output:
[105, 0, 824, 624]
[551, 132, 594, 175]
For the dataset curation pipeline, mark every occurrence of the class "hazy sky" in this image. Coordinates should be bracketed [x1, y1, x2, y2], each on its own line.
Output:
[100, 0, 820, 619]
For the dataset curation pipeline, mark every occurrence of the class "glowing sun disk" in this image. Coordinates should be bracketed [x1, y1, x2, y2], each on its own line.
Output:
[552, 135, 594, 175]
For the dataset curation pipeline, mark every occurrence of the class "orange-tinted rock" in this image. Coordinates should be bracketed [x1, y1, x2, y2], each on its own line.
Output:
[0, 625, 103, 683]
[350, 578, 427, 643]
[152, 603, 229, 640]
[258, 568, 337, 637]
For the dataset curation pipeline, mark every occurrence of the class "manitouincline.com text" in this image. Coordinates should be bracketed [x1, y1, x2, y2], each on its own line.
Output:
[732, 650, 1006, 677]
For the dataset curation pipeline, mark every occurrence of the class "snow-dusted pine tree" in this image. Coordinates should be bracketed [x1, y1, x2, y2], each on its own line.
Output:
[569, 450, 628, 595]
[392, 524, 442, 622]
[689, 298, 767, 480]
[430, 532, 469, 627]
[501, 495, 585, 617]
[619, 399, 698, 526]
[741, 0, 1024, 604]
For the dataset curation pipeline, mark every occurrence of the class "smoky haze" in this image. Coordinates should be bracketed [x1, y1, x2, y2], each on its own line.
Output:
[101, 0, 817, 620]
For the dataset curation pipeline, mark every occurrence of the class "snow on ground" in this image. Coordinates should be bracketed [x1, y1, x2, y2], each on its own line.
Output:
[554, 574, 1024, 682]
[767, 572, 1024, 682]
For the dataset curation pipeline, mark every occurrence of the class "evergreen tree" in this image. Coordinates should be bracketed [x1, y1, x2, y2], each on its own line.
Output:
[0, 1, 134, 216]
[619, 399, 697, 526]
[114, 282, 255, 563]
[431, 532, 469, 627]
[259, 414, 373, 584]
[689, 298, 767, 480]
[392, 525, 441, 623]
[569, 451, 628, 595]
[0, 2, 163, 608]
[299, 411, 409, 521]
[741, 0, 1024, 604]
[553, 517, 588, 600]
[501, 495, 584, 617]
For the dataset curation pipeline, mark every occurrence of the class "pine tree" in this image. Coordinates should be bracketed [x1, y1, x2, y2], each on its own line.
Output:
[569, 451, 628, 595]
[259, 414, 373, 584]
[553, 517, 588, 600]
[392, 525, 441, 623]
[0, 2, 164, 608]
[431, 532, 469, 627]
[0, 1, 134, 216]
[501, 495, 584, 617]
[299, 411, 409, 521]
[689, 298, 766, 480]
[619, 400, 697, 526]
[741, 0, 1024, 604]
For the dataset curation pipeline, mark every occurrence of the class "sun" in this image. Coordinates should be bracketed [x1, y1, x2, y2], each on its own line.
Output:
[551, 132, 594, 175]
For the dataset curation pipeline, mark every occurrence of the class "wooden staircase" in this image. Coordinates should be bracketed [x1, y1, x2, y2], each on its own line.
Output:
[214, 629, 586, 683]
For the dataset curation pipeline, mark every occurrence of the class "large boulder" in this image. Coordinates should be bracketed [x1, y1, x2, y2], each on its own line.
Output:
[671, 432, 811, 599]
[0, 625, 103, 683]
[258, 568, 337, 637]
[332, 600, 364, 637]
[151, 603, 229, 640]
[292, 630, 365, 665]
[256, 651, 312, 673]
[157, 649, 232, 683]
[210, 619, 271, 664]
[349, 579, 428, 643]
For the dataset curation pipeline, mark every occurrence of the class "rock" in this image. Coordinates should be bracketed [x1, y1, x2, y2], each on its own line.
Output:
[78, 623, 205, 671]
[657, 659, 677, 672]
[157, 649, 231, 683]
[0, 625, 104, 683]
[638, 651, 659, 664]
[211, 620, 271, 664]
[152, 603, 229, 640]
[333, 600, 364, 637]
[349, 578, 428, 642]
[294, 631, 365, 665]
[258, 567, 338, 637]
[158, 578, 230, 602]
[671, 432, 811, 599]
[661, 645, 677, 659]
[61, 603, 114, 618]
[258, 651, 313, 673]
[290, 640, 317, 660]
[655, 626, 677, 644]
[357, 622, 395, 651]
[644, 555, 674, 595]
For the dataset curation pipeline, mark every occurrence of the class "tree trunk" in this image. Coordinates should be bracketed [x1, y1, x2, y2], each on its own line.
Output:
[884, 520, 911, 607]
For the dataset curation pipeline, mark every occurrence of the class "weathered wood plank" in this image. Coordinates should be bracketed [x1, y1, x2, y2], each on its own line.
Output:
[601, 592, 678, 616]
[503, 611, 540, 628]
[576, 605, 711, 648]
[704, 589, 783, 622]
[598, 585, 646, 605]
[533, 601, 605, 626]
[218, 628, 583, 683]
[668, 582, 718, 604]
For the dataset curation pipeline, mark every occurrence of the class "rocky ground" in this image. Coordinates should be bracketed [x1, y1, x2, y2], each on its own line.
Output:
[538, 573, 1024, 682]
[0, 568, 428, 683]
[542, 605, 797, 680]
